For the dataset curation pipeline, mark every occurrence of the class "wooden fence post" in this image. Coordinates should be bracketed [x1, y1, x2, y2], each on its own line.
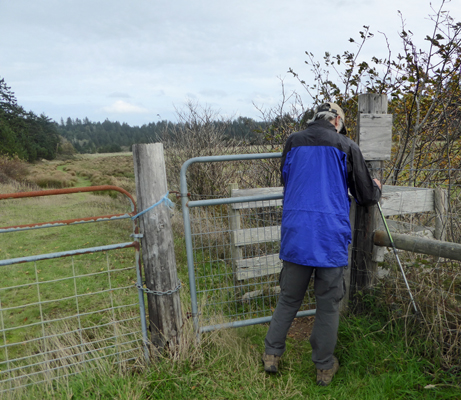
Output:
[133, 143, 182, 352]
[350, 94, 391, 303]
[434, 188, 448, 241]
[341, 200, 355, 313]
[229, 183, 243, 295]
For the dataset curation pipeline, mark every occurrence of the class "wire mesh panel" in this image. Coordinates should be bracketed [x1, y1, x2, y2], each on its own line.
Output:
[0, 186, 148, 394]
[189, 198, 315, 329]
[183, 155, 460, 369]
[0, 248, 142, 392]
[179, 153, 318, 333]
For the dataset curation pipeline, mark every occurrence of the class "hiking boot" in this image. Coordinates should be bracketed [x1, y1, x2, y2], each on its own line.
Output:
[316, 356, 339, 386]
[261, 353, 280, 373]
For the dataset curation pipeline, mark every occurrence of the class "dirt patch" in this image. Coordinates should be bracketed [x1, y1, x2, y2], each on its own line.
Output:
[287, 316, 315, 340]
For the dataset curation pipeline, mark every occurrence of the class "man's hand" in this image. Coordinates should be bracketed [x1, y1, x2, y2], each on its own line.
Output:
[373, 178, 382, 190]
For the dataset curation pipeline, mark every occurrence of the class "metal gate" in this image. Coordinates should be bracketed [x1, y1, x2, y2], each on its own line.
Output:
[0, 185, 149, 394]
[180, 153, 316, 335]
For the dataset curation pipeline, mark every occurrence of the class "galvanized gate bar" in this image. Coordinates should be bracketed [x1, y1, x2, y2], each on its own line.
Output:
[0, 242, 137, 266]
[186, 193, 283, 208]
[200, 310, 316, 333]
[180, 153, 281, 335]
[180, 153, 316, 335]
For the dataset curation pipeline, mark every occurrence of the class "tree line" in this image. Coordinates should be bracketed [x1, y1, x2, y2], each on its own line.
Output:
[0, 75, 271, 158]
[57, 115, 269, 154]
[2, 1, 459, 174]
[0, 78, 60, 162]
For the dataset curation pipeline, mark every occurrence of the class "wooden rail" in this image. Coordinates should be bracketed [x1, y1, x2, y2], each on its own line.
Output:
[229, 186, 282, 282]
[374, 230, 461, 261]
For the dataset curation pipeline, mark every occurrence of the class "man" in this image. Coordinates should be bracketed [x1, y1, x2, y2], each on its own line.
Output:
[262, 103, 382, 386]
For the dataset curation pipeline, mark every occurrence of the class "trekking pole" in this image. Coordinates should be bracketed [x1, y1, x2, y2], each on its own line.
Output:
[377, 202, 419, 315]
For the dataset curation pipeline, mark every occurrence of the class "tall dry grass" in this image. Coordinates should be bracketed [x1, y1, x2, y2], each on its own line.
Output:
[0, 316, 148, 400]
[0, 156, 29, 184]
[16, 154, 137, 195]
[0, 283, 266, 399]
[364, 246, 461, 370]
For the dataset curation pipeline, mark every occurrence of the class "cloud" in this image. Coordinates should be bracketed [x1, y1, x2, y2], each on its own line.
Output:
[102, 100, 148, 114]
[200, 89, 227, 98]
[108, 92, 131, 98]
[2, 0, 460, 126]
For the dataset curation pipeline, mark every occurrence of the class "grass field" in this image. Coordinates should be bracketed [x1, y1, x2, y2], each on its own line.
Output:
[9, 307, 461, 399]
[26, 154, 135, 195]
[0, 154, 460, 399]
[0, 177, 142, 395]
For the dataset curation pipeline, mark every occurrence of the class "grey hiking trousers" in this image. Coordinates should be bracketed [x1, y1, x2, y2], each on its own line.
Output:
[264, 261, 345, 370]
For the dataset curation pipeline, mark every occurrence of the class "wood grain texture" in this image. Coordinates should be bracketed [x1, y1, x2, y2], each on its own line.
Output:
[358, 114, 393, 160]
[380, 185, 434, 216]
[374, 230, 461, 261]
[351, 94, 389, 301]
[234, 225, 281, 246]
[231, 187, 283, 209]
[229, 183, 243, 265]
[235, 254, 282, 280]
[435, 188, 448, 241]
[133, 143, 182, 350]
[230, 186, 282, 282]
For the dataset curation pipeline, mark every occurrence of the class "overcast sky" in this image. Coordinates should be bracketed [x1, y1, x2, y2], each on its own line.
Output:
[1, 0, 460, 126]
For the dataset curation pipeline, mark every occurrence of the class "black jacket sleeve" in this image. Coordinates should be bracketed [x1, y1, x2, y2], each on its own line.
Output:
[347, 143, 381, 206]
[280, 134, 293, 186]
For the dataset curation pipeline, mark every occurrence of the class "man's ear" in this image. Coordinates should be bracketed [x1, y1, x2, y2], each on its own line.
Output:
[334, 116, 341, 132]
[339, 119, 347, 135]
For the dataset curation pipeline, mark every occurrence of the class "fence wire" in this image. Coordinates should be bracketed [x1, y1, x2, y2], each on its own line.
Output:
[0, 187, 147, 394]
[188, 198, 315, 328]
[184, 159, 460, 369]
[0, 248, 143, 393]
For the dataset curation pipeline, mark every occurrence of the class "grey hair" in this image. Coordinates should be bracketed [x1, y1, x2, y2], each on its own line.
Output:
[314, 111, 337, 122]
[314, 111, 344, 132]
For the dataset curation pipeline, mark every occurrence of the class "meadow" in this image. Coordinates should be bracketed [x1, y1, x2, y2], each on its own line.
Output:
[0, 153, 459, 399]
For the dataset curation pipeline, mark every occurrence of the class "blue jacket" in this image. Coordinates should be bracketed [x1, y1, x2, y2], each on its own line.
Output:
[280, 119, 381, 267]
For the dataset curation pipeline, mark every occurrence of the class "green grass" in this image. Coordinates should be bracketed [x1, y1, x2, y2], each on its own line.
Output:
[136, 312, 459, 400]
[56, 164, 91, 187]
[192, 250, 312, 324]
[0, 186, 140, 378]
[1, 156, 460, 399]
[14, 309, 457, 400]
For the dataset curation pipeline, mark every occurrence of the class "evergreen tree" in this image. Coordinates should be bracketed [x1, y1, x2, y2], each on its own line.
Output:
[0, 77, 60, 161]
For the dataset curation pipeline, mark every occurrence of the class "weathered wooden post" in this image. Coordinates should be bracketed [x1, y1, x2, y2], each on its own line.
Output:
[229, 183, 243, 296]
[341, 201, 356, 312]
[434, 188, 448, 241]
[350, 94, 392, 302]
[229, 183, 243, 268]
[133, 143, 182, 352]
